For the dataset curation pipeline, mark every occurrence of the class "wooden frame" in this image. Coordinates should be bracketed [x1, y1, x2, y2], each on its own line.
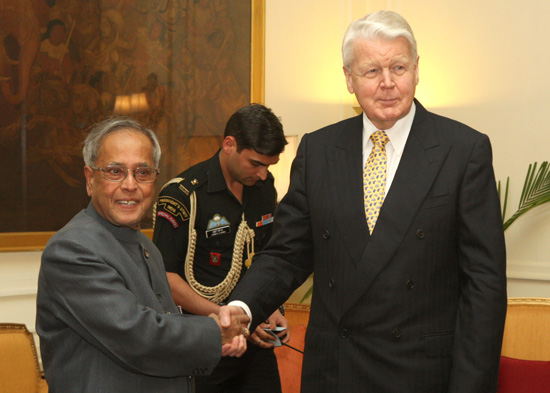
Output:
[0, 0, 265, 252]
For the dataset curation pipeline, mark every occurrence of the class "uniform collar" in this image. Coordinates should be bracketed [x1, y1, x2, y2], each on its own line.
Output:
[206, 150, 228, 193]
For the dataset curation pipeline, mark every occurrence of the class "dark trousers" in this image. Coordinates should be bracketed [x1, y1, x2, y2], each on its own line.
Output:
[195, 345, 282, 393]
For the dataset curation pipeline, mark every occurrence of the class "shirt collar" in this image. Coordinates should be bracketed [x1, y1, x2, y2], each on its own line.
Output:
[207, 150, 228, 193]
[362, 101, 416, 156]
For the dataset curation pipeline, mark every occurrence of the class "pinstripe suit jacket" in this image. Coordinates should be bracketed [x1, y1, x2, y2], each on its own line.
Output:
[231, 100, 507, 393]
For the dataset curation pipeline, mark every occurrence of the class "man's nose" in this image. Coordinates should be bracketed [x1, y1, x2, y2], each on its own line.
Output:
[380, 68, 395, 87]
[258, 166, 268, 181]
[121, 170, 138, 190]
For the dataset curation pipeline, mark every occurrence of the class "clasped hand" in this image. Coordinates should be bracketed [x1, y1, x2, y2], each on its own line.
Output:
[217, 305, 290, 353]
[209, 310, 250, 357]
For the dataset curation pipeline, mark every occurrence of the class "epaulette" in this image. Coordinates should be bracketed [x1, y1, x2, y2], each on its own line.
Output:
[153, 171, 206, 229]
[173, 169, 208, 196]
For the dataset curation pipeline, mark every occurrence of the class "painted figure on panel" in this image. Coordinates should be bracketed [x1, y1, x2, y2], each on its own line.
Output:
[0, 0, 250, 232]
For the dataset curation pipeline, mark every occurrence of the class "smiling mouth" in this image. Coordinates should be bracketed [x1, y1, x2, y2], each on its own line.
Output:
[117, 201, 138, 206]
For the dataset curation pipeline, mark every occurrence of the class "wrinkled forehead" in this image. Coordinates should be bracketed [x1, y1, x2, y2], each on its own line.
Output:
[97, 130, 155, 164]
[352, 36, 416, 64]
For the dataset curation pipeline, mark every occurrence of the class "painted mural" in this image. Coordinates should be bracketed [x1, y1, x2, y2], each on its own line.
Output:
[0, 0, 251, 231]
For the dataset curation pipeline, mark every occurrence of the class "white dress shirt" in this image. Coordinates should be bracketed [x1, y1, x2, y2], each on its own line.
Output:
[362, 102, 416, 196]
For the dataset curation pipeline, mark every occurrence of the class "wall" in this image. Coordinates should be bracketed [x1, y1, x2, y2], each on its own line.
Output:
[1, 0, 549, 342]
[264, 0, 550, 298]
[0, 252, 42, 348]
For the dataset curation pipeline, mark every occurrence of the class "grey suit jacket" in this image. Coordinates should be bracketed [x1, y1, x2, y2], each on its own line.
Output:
[36, 203, 221, 393]
[231, 100, 507, 393]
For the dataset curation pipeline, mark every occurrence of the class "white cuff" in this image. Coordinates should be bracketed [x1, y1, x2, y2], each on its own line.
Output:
[228, 300, 252, 329]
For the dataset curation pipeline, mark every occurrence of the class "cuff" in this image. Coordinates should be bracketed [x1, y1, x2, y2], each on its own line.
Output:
[228, 300, 252, 329]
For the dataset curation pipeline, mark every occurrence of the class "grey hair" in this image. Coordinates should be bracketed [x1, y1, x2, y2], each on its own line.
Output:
[82, 116, 161, 167]
[342, 10, 418, 69]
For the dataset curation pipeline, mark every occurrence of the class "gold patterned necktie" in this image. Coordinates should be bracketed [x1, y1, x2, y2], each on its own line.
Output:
[363, 130, 389, 234]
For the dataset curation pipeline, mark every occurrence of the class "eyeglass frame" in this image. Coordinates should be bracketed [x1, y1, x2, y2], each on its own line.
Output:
[90, 165, 160, 183]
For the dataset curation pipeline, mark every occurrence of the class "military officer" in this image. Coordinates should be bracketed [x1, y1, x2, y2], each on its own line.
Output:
[153, 103, 289, 393]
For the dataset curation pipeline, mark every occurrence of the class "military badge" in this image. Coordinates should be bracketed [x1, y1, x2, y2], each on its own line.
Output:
[209, 252, 222, 266]
[156, 196, 190, 228]
[205, 214, 231, 238]
[256, 213, 274, 227]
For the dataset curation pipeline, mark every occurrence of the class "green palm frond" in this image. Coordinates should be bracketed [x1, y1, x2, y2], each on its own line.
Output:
[497, 177, 510, 223]
[500, 161, 550, 231]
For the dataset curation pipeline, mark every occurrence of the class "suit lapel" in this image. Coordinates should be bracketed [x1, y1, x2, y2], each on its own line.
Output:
[340, 102, 452, 317]
[328, 115, 370, 264]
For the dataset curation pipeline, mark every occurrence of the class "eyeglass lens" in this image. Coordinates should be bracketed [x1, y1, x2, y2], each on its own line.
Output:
[103, 166, 157, 182]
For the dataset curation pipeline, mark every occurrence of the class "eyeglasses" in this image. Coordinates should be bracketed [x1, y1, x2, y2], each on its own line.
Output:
[91, 165, 159, 183]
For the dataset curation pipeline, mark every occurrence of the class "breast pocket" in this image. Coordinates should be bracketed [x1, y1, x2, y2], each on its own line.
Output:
[206, 230, 234, 252]
[254, 224, 273, 249]
[421, 192, 450, 210]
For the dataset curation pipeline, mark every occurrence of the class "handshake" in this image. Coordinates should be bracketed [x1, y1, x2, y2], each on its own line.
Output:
[208, 305, 250, 358]
[209, 305, 289, 358]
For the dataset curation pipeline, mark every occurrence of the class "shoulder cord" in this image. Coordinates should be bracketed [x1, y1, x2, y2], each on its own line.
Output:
[152, 177, 184, 229]
[184, 192, 256, 304]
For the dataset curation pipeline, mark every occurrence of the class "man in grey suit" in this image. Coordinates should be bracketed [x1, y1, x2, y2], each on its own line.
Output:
[36, 117, 249, 393]
[221, 10, 507, 393]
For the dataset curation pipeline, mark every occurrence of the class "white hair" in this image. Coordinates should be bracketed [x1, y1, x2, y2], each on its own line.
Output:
[82, 116, 161, 168]
[342, 10, 418, 68]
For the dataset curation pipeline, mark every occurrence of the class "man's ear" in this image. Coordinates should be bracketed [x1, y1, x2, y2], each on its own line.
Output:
[222, 136, 237, 154]
[84, 166, 94, 197]
[414, 56, 420, 86]
[343, 66, 355, 94]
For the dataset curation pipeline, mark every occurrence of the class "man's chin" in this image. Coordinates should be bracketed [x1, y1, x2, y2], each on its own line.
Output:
[370, 110, 408, 129]
[113, 213, 143, 231]
[120, 220, 141, 230]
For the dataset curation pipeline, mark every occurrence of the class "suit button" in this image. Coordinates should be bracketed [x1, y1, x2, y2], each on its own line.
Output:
[340, 329, 349, 338]
[322, 229, 330, 239]
[392, 328, 402, 338]
[156, 294, 162, 303]
[406, 280, 415, 289]
[328, 279, 335, 288]
[416, 229, 425, 239]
